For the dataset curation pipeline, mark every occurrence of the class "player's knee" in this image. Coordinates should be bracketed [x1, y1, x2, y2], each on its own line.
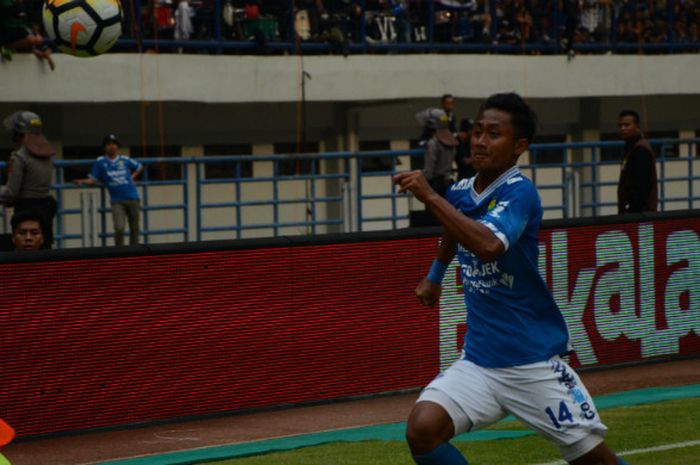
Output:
[405, 403, 454, 454]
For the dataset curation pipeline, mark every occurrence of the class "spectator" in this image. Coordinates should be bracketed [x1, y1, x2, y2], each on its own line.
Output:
[416, 108, 459, 198]
[531, 0, 553, 43]
[295, 0, 326, 41]
[74, 134, 144, 246]
[495, 0, 520, 44]
[419, 94, 458, 145]
[515, 0, 535, 43]
[1, 111, 57, 249]
[441, 93, 458, 134]
[365, 0, 398, 43]
[579, 0, 604, 43]
[145, 0, 175, 41]
[459, 0, 494, 43]
[174, 0, 194, 50]
[455, 118, 476, 180]
[616, 110, 658, 213]
[0, 0, 54, 70]
[10, 209, 45, 251]
[561, 0, 579, 56]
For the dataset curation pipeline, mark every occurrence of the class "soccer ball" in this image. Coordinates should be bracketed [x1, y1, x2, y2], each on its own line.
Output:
[42, 0, 123, 57]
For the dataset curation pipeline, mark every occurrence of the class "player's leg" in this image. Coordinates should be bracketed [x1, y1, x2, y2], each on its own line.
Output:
[112, 202, 127, 246]
[406, 358, 506, 465]
[569, 441, 629, 464]
[406, 401, 467, 464]
[488, 357, 627, 465]
[126, 200, 140, 245]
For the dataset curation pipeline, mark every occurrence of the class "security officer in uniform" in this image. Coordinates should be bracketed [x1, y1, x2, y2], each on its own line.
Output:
[1, 111, 57, 249]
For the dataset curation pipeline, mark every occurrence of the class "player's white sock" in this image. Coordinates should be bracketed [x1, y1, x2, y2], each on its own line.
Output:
[411, 442, 469, 465]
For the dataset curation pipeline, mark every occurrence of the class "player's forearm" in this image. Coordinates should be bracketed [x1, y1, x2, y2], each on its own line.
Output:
[424, 192, 504, 262]
[435, 232, 457, 264]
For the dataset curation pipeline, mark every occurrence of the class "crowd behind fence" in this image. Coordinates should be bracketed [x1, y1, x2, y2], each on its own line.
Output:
[112, 0, 700, 54]
[6, 0, 699, 55]
[1, 138, 699, 248]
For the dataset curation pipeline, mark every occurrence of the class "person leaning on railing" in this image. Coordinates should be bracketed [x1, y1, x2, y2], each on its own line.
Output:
[74, 134, 144, 247]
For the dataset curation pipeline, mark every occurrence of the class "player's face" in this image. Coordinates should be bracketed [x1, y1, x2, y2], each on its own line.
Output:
[618, 115, 640, 141]
[12, 220, 44, 251]
[470, 109, 527, 179]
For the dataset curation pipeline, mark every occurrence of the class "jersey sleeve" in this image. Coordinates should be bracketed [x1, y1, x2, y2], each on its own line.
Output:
[478, 179, 537, 251]
[126, 157, 143, 171]
[89, 160, 102, 182]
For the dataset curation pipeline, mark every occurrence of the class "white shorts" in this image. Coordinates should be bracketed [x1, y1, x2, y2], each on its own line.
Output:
[417, 356, 608, 462]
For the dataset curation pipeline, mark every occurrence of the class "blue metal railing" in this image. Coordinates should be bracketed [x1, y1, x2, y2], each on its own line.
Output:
[194, 153, 352, 239]
[1, 138, 699, 247]
[51, 158, 189, 246]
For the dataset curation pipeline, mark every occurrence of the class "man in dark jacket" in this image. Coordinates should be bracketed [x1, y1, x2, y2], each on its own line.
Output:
[616, 110, 658, 214]
[1, 111, 57, 248]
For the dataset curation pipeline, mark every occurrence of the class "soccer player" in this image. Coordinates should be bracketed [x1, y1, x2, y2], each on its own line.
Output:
[393, 93, 629, 465]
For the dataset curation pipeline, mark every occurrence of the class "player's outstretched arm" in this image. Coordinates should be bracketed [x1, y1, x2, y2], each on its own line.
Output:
[393, 170, 504, 262]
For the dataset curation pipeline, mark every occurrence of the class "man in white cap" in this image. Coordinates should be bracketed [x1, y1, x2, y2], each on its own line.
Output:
[74, 134, 143, 246]
[1, 111, 57, 249]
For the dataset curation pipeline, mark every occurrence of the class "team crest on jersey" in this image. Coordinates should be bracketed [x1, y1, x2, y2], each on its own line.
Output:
[487, 199, 510, 218]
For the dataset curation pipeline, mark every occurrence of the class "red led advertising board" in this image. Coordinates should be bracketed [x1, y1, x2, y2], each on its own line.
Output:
[0, 214, 698, 438]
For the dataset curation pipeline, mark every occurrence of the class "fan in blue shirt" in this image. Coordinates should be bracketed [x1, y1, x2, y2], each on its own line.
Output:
[88, 154, 142, 203]
[393, 93, 629, 465]
[75, 134, 143, 246]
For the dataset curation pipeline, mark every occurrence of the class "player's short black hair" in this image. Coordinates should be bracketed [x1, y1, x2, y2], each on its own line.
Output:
[618, 110, 641, 125]
[11, 210, 45, 234]
[480, 92, 538, 143]
[441, 93, 454, 102]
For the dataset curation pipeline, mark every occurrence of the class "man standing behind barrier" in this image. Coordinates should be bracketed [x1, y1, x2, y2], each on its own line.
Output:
[75, 134, 143, 246]
[10, 209, 45, 251]
[394, 93, 629, 465]
[1, 111, 56, 249]
[617, 110, 658, 214]
[416, 108, 459, 198]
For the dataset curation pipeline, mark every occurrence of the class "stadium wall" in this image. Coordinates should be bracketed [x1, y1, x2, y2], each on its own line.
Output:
[1, 211, 699, 438]
[2, 54, 700, 103]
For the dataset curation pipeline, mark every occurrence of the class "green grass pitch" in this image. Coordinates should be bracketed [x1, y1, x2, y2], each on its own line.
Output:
[205, 398, 699, 465]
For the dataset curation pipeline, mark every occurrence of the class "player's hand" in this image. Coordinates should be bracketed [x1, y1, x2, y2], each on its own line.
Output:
[392, 170, 436, 204]
[415, 277, 441, 307]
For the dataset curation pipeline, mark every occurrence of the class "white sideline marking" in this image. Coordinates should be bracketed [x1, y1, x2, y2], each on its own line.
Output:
[531, 439, 700, 465]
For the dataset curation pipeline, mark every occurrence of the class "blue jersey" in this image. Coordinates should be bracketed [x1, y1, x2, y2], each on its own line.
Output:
[446, 166, 570, 368]
[90, 155, 141, 203]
